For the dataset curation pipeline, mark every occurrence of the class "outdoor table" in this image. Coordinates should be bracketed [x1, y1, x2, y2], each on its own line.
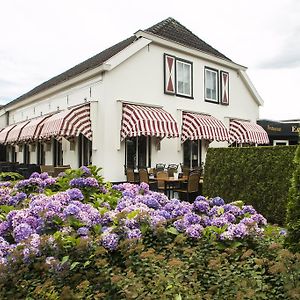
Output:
[153, 176, 188, 198]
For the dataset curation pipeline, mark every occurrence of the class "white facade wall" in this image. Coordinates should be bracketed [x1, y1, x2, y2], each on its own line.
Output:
[98, 43, 259, 181]
[0, 41, 260, 182]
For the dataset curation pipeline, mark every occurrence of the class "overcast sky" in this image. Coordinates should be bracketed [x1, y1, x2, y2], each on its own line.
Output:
[0, 0, 299, 120]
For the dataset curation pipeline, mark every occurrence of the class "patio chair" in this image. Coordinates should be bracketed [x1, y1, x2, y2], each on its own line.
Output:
[174, 171, 201, 202]
[126, 168, 136, 183]
[54, 165, 71, 177]
[155, 163, 166, 172]
[167, 163, 178, 177]
[156, 170, 169, 193]
[40, 165, 55, 177]
[139, 168, 157, 190]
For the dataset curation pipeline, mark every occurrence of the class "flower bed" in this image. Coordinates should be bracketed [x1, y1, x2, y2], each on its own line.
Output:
[0, 166, 299, 299]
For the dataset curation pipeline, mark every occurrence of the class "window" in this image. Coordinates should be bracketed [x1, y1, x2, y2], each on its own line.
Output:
[205, 67, 219, 103]
[78, 134, 92, 166]
[23, 144, 30, 164]
[53, 139, 63, 166]
[176, 60, 192, 97]
[164, 54, 193, 98]
[183, 140, 202, 169]
[125, 136, 151, 169]
[37, 142, 45, 165]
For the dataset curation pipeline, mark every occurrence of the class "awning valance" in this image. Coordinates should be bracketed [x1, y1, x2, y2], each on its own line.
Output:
[40, 104, 92, 140]
[120, 103, 179, 141]
[18, 115, 51, 142]
[6, 120, 30, 144]
[0, 124, 16, 144]
[229, 120, 269, 144]
[181, 112, 229, 143]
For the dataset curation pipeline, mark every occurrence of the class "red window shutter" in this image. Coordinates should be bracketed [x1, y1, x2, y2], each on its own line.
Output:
[164, 54, 176, 94]
[220, 71, 229, 105]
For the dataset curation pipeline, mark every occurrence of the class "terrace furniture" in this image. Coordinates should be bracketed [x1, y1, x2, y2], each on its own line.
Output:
[138, 168, 157, 190]
[156, 170, 169, 193]
[167, 163, 178, 177]
[40, 165, 55, 177]
[173, 171, 201, 202]
[155, 163, 166, 172]
[54, 165, 71, 177]
[126, 168, 136, 183]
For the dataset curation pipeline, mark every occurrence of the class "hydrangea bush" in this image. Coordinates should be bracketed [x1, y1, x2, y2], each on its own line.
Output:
[0, 166, 299, 299]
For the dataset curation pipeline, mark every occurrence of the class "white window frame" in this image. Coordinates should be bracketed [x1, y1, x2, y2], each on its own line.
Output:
[273, 140, 289, 146]
[176, 59, 192, 98]
[205, 67, 219, 103]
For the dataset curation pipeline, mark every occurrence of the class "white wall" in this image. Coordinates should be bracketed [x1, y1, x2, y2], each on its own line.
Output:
[98, 43, 259, 181]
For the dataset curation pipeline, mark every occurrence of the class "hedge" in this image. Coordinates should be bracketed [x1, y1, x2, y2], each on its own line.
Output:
[286, 145, 300, 252]
[203, 146, 297, 225]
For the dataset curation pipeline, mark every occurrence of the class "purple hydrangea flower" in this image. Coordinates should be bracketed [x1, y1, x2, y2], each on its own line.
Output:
[101, 233, 119, 251]
[194, 200, 210, 213]
[126, 228, 142, 239]
[13, 223, 34, 243]
[77, 227, 90, 236]
[66, 188, 84, 201]
[210, 197, 225, 206]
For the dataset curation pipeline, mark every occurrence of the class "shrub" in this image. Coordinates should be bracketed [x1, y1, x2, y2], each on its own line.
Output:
[0, 167, 299, 299]
[286, 145, 300, 252]
[203, 146, 297, 225]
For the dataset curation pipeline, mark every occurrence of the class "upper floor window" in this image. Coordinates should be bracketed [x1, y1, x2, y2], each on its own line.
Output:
[176, 60, 192, 97]
[205, 67, 218, 103]
[164, 54, 193, 98]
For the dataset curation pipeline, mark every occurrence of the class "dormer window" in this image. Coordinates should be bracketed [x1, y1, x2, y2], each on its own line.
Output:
[205, 67, 219, 103]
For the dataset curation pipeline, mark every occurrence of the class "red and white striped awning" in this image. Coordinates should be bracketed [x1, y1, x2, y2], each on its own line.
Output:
[6, 120, 30, 144]
[181, 112, 229, 143]
[18, 115, 51, 142]
[229, 120, 269, 144]
[40, 104, 92, 140]
[120, 103, 179, 141]
[0, 124, 16, 144]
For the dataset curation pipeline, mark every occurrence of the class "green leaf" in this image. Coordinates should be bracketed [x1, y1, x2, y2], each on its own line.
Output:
[0, 205, 15, 214]
[175, 294, 182, 300]
[167, 227, 179, 235]
[70, 262, 80, 270]
[61, 256, 69, 264]
[127, 210, 139, 219]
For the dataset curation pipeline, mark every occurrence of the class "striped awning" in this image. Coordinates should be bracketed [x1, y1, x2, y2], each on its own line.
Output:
[18, 115, 51, 142]
[0, 124, 16, 144]
[181, 112, 229, 143]
[6, 120, 30, 144]
[40, 104, 92, 140]
[120, 103, 179, 141]
[229, 120, 269, 144]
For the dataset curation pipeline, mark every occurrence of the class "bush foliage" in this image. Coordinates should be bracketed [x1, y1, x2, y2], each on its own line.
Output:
[286, 145, 300, 252]
[0, 165, 299, 299]
[203, 146, 297, 225]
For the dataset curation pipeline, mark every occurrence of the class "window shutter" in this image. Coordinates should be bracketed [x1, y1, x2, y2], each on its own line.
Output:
[220, 71, 229, 105]
[164, 54, 176, 94]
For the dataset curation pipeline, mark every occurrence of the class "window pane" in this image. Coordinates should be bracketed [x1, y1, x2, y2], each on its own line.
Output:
[205, 69, 217, 100]
[138, 136, 147, 168]
[126, 138, 136, 168]
[183, 141, 190, 167]
[177, 61, 191, 96]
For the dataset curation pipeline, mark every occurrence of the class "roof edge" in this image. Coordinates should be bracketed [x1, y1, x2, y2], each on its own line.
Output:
[135, 30, 247, 71]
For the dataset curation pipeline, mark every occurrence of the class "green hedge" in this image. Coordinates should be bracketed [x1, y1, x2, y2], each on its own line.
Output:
[286, 145, 300, 252]
[203, 146, 297, 225]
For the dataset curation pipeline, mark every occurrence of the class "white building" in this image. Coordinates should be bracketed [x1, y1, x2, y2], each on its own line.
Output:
[0, 18, 268, 182]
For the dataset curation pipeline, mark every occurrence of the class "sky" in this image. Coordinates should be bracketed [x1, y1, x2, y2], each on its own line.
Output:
[0, 0, 299, 121]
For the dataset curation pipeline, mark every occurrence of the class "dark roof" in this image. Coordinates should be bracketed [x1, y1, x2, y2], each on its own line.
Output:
[5, 36, 136, 108]
[145, 17, 232, 61]
[5, 17, 232, 108]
